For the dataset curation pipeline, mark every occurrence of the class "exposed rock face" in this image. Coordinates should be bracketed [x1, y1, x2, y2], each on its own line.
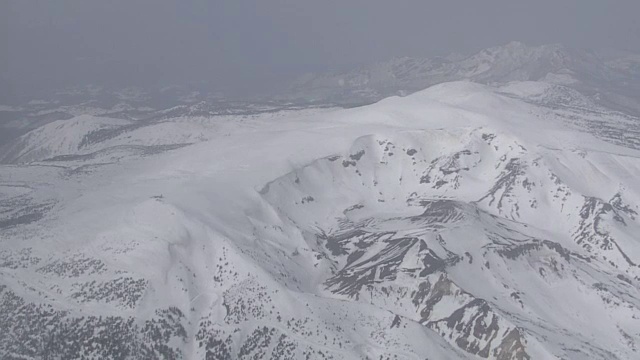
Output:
[260, 125, 640, 359]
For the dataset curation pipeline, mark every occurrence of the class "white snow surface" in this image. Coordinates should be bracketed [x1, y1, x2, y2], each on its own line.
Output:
[2, 81, 640, 359]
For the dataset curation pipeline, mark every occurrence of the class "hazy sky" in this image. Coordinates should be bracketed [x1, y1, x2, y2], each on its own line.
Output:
[2, 0, 639, 98]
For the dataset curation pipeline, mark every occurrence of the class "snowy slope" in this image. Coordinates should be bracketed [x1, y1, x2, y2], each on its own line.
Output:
[1, 81, 640, 359]
[0, 115, 132, 163]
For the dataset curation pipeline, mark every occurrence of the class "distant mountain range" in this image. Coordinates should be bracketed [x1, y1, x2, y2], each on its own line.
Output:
[3, 42, 640, 147]
[284, 41, 640, 112]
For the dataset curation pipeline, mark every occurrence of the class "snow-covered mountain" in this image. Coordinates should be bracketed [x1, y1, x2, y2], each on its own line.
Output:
[2, 78, 640, 359]
[286, 42, 640, 113]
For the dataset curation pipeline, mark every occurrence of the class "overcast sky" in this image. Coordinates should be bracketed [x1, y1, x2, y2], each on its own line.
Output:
[2, 0, 639, 98]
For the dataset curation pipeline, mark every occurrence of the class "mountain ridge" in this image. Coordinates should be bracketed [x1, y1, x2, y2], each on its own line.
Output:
[2, 81, 640, 358]
[284, 41, 638, 112]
